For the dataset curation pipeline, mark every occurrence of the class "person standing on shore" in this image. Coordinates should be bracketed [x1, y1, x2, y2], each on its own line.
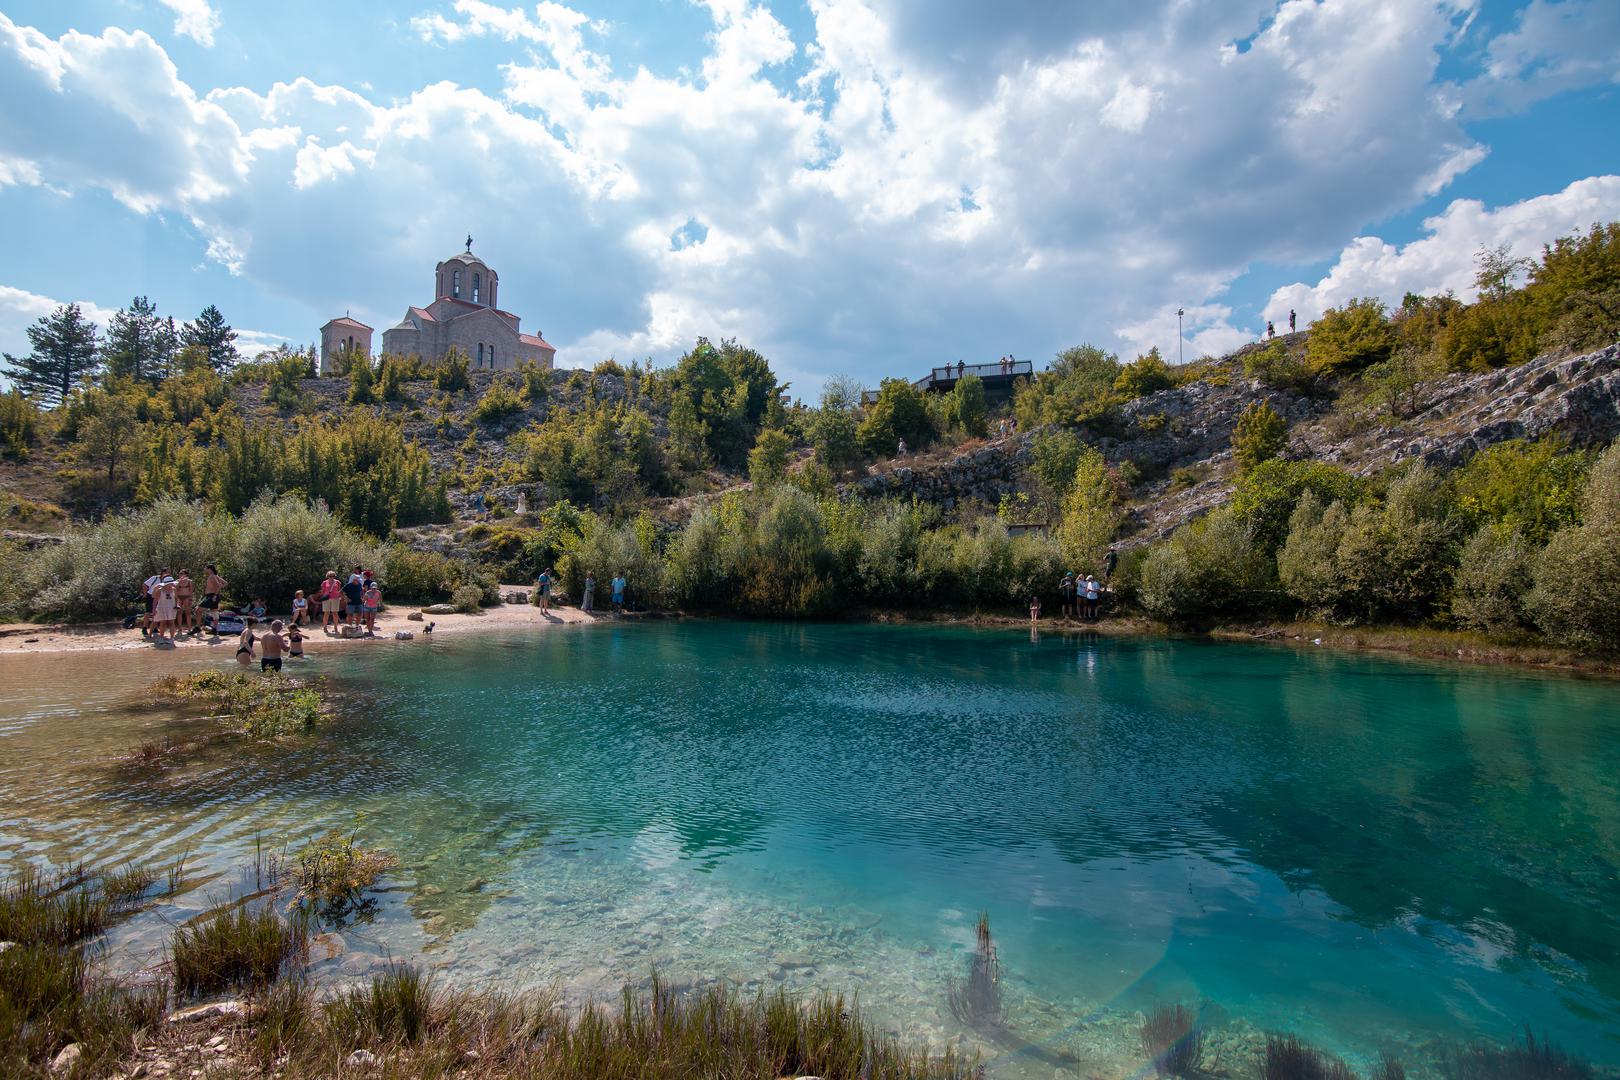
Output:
[174, 569, 195, 635]
[535, 568, 553, 614]
[1083, 575, 1101, 621]
[152, 574, 178, 642]
[317, 571, 342, 633]
[611, 572, 626, 613]
[342, 570, 364, 629]
[138, 569, 163, 637]
[202, 565, 227, 636]
[1059, 572, 1076, 619]
[361, 577, 382, 636]
[582, 572, 596, 613]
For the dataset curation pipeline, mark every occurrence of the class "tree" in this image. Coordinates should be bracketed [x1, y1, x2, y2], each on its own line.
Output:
[1231, 400, 1288, 474]
[102, 296, 175, 384]
[2, 303, 102, 405]
[857, 378, 935, 456]
[1056, 447, 1122, 574]
[748, 427, 793, 487]
[1305, 297, 1396, 375]
[942, 373, 989, 437]
[180, 305, 239, 372]
[1113, 347, 1175, 399]
[348, 355, 376, 405]
[74, 391, 142, 491]
[436, 346, 471, 393]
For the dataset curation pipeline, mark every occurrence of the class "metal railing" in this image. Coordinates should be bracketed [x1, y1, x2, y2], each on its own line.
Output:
[912, 359, 1033, 390]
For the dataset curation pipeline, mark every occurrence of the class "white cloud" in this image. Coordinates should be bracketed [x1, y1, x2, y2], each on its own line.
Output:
[1263, 174, 1620, 327]
[0, 286, 121, 353]
[1453, 0, 1620, 116]
[0, 1, 1591, 391]
[157, 0, 221, 48]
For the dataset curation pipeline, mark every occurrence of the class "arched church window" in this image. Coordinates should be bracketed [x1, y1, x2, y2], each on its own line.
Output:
[489, 344, 495, 367]
[473, 273, 481, 304]
[453, 269, 462, 298]
[478, 343, 485, 367]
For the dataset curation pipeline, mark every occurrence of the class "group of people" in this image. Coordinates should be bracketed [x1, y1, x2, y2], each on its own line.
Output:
[1264, 309, 1299, 340]
[138, 565, 234, 640]
[135, 564, 387, 665]
[1028, 560, 1116, 626]
[533, 567, 628, 615]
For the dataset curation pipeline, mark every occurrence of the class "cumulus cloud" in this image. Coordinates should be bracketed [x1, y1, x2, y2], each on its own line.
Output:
[157, 0, 221, 48]
[1263, 174, 1620, 327]
[0, 286, 121, 352]
[0, 1, 1603, 390]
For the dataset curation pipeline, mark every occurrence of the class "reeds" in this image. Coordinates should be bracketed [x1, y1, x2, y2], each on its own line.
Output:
[170, 903, 309, 999]
[0, 863, 109, 947]
[1263, 1034, 1358, 1080]
[1142, 1002, 1204, 1077]
[326, 963, 436, 1046]
[947, 911, 1004, 1031]
[1440, 1027, 1593, 1080]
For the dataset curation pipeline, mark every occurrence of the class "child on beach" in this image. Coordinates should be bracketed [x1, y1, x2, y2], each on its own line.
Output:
[291, 590, 308, 626]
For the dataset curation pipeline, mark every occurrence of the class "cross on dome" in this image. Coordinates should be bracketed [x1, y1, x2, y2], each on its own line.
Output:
[465, 233, 474, 253]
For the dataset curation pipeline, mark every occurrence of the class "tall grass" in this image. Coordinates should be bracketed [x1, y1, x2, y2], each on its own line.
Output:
[170, 903, 309, 999]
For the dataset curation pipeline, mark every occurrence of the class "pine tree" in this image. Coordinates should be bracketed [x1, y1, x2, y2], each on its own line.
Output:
[1, 303, 102, 406]
[102, 296, 172, 384]
[180, 304, 239, 372]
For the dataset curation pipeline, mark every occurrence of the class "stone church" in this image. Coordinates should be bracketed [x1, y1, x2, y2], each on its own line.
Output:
[319, 242, 557, 375]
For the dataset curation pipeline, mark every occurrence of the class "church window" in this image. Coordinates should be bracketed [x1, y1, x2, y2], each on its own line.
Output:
[489, 344, 495, 366]
[453, 269, 462, 298]
[478, 343, 485, 367]
[473, 273, 481, 304]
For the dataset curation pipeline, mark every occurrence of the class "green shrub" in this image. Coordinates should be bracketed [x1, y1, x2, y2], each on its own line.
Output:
[379, 544, 462, 604]
[1029, 428, 1085, 510]
[857, 502, 939, 605]
[451, 583, 485, 613]
[858, 378, 936, 456]
[1449, 439, 1591, 543]
[1525, 443, 1620, 649]
[558, 512, 665, 608]
[229, 495, 374, 611]
[19, 497, 231, 620]
[1138, 508, 1275, 627]
[264, 349, 313, 411]
[294, 830, 398, 924]
[1243, 341, 1313, 391]
[471, 378, 527, 425]
[1113, 348, 1175, 399]
[1278, 466, 1459, 623]
[1306, 297, 1397, 375]
[1, 390, 41, 459]
[748, 427, 794, 487]
[1451, 525, 1535, 635]
[519, 361, 549, 405]
[435, 347, 471, 393]
[347, 356, 376, 405]
[1013, 344, 1121, 429]
[1230, 458, 1362, 553]
[942, 373, 989, 437]
[1232, 400, 1288, 474]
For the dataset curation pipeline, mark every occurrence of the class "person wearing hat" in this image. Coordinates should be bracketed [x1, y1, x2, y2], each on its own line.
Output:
[1059, 571, 1076, 620]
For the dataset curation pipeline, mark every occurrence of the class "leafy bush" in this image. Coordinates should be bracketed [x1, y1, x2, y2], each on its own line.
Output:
[1451, 525, 1536, 635]
[379, 544, 464, 604]
[1525, 444, 1620, 650]
[1138, 508, 1275, 627]
[1243, 340, 1314, 391]
[1306, 297, 1396, 375]
[748, 427, 794, 487]
[1231, 459, 1362, 553]
[941, 373, 989, 437]
[1014, 344, 1121, 429]
[294, 830, 398, 925]
[1029, 428, 1085, 510]
[1278, 466, 1459, 623]
[263, 349, 313, 411]
[858, 378, 936, 456]
[19, 497, 231, 619]
[435, 347, 471, 393]
[1, 390, 41, 459]
[347, 356, 376, 405]
[1449, 439, 1591, 543]
[857, 502, 939, 606]
[557, 512, 666, 608]
[229, 495, 374, 611]
[471, 377, 527, 425]
[1232, 399, 1288, 474]
[451, 584, 485, 613]
[519, 361, 549, 405]
[1113, 348, 1175, 399]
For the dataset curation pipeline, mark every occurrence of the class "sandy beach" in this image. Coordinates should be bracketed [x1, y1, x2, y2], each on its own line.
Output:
[0, 589, 599, 656]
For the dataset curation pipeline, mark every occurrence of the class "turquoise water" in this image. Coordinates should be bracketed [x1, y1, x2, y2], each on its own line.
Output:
[2, 621, 1618, 1075]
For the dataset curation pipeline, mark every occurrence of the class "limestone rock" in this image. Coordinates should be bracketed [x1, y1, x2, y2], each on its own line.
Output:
[421, 604, 459, 615]
[166, 1000, 249, 1024]
[407, 610, 424, 622]
[345, 1049, 379, 1069]
[50, 1044, 81, 1073]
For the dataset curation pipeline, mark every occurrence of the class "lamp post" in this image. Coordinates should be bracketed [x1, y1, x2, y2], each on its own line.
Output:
[1176, 308, 1184, 366]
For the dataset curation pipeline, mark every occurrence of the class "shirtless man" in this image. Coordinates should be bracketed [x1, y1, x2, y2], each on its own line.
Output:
[201, 565, 228, 636]
[260, 620, 287, 673]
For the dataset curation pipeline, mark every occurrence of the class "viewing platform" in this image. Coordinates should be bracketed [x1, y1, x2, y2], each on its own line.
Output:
[862, 357, 1036, 405]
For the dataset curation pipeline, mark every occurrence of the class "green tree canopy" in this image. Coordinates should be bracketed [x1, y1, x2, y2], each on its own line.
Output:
[180, 304, 239, 372]
[102, 296, 177, 384]
[2, 302, 102, 406]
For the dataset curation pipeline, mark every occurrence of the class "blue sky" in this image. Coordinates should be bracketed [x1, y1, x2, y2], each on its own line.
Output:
[1, 0, 1617, 396]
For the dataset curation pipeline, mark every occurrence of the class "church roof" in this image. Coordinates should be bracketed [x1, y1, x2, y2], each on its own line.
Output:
[439, 252, 491, 268]
[322, 316, 373, 331]
[407, 306, 436, 322]
[520, 333, 555, 351]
